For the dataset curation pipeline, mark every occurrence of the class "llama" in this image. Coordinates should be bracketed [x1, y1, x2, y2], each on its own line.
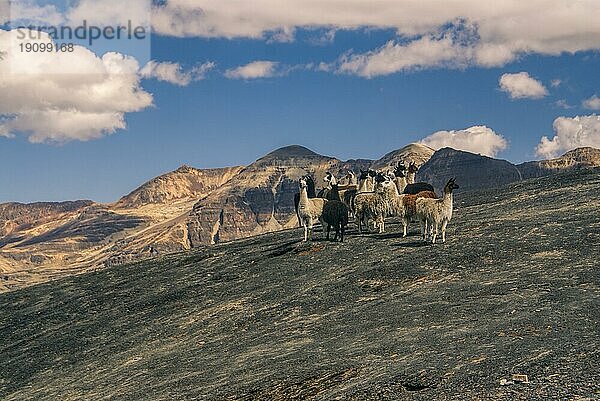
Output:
[354, 173, 395, 234]
[404, 182, 435, 195]
[416, 178, 459, 244]
[325, 183, 341, 201]
[407, 161, 418, 184]
[399, 191, 437, 238]
[392, 162, 408, 193]
[317, 171, 338, 198]
[294, 175, 316, 226]
[321, 200, 349, 242]
[298, 177, 328, 241]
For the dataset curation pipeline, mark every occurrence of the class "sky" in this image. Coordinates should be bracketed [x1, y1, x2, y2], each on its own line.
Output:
[1, 0, 599, 203]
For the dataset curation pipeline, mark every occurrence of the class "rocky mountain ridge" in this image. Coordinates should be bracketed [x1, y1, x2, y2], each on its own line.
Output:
[1, 144, 599, 292]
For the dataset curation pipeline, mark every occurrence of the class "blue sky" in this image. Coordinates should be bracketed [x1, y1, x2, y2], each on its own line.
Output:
[1, 1, 599, 203]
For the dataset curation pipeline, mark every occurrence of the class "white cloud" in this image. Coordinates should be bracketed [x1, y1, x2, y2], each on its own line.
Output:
[7, 0, 64, 25]
[148, 1, 600, 75]
[499, 72, 548, 99]
[66, 0, 151, 28]
[0, 29, 153, 143]
[555, 99, 574, 109]
[582, 95, 600, 110]
[337, 33, 470, 77]
[536, 115, 600, 158]
[224, 61, 281, 80]
[551, 79, 562, 88]
[140, 60, 215, 86]
[420, 126, 508, 157]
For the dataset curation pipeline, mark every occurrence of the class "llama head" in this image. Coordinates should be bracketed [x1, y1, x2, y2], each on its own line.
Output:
[368, 169, 377, 178]
[359, 169, 369, 180]
[444, 178, 460, 193]
[299, 177, 308, 189]
[374, 171, 389, 184]
[407, 161, 418, 174]
[393, 163, 406, 177]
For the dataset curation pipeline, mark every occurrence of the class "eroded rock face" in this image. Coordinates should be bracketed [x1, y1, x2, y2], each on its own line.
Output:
[0, 201, 94, 237]
[417, 147, 523, 194]
[116, 165, 244, 208]
[518, 147, 600, 179]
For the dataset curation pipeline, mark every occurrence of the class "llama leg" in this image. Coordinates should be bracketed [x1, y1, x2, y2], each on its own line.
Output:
[303, 223, 308, 242]
[441, 220, 448, 243]
[402, 217, 408, 237]
[431, 223, 438, 244]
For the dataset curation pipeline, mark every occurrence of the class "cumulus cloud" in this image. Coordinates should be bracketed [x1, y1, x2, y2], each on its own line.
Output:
[582, 95, 600, 110]
[140, 60, 215, 86]
[536, 115, 600, 158]
[224, 61, 281, 80]
[337, 33, 470, 77]
[499, 72, 548, 99]
[555, 99, 574, 109]
[148, 1, 600, 76]
[66, 0, 151, 28]
[420, 126, 508, 157]
[0, 29, 153, 143]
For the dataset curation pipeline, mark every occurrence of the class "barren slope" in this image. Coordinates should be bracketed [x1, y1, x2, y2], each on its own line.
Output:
[1, 168, 598, 400]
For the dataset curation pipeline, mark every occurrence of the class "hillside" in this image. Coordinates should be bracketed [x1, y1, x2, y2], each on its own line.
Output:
[1, 168, 598, 400]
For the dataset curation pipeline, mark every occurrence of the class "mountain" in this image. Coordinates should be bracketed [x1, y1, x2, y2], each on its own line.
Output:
[116, 165, 244, 208]
[517, 147, 600, 179]
[370, 142, 435, 170]
[417, 147, 523, 193]
[2, 168, 598, 399]
[0, 165, 243, 291]
[185, 145, 371, 246]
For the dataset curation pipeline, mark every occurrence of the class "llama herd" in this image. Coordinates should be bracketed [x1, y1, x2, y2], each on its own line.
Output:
[295, 161, 459, 244]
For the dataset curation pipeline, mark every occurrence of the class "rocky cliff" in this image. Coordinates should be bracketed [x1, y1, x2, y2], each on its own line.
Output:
[517, 147, 600, 179]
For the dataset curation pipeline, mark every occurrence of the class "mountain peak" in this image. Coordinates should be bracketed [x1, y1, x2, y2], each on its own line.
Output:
[263, 145, 322, 159]
[371, 142, 435, 170]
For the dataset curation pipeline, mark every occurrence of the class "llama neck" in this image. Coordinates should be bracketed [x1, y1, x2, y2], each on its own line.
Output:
[307, 181, 316, 198]
[358, 178, 369, 192]
[442, 190, 453, 210]
[407, 173, 416, 184]
[299, 187, 309, 205]
[394, 176, 407, 192]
